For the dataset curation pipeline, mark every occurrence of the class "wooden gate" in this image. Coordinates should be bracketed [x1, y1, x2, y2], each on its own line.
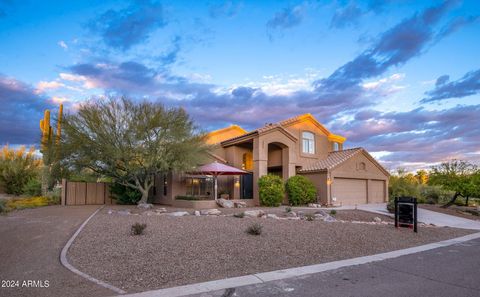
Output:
[61, 179, 112, 206]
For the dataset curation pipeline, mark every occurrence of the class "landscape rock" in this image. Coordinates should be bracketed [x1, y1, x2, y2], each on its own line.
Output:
[143, 211, 156, 216]
[167, 211, 189, 217]
[107, 209, 114, 215]
[200, 209, 222, 215]
[194, 210, 201, 216]
[314, 210, 328, 217]
[234, 201, 247, 208]
[137, 203, 154, 210]
[155, 208, 167, 213]
[266, 214, 280, 219]
[323, 216, 336, 222]
[117, 210, 131, 215]
[373, 217, 382, 223]
[287, 217, 301, 220]
[244, 210, 265, 218]
[287, 211, 297, 218]
[216, 198, 234, 208]
[308, 203, 322, 208]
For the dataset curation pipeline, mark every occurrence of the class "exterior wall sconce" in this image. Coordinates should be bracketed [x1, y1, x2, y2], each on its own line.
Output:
[326, 178, 333, 185]
[234, 177, 240, 188]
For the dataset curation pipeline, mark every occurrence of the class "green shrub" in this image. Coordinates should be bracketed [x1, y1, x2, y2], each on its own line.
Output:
[258, 174, 284, 206]
[246, 223, 262, 235]
[110, 182, 142, 205]
[386, 200, 395, 213]
[45, 189, 61, 205]
[329, 209, 337, 215]
[131, 222, 147, 235]
[22, 178, 42, 196]
[285, 175, 317, 206]
[0, 200, 9, 213]
[6, 196, 50, 210]
[234, 212, 245, 218]
[0, 145, 40, 195]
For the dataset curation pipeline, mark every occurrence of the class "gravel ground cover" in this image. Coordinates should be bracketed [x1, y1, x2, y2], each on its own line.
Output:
[420, 204, 480, 221]
[68, 207, 473, 293]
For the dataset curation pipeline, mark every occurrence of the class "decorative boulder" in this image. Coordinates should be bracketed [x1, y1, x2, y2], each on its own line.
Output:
[373, 217, 382, 223]
[216, 198, 234, 208]
[323, 216, 336, 222]
[137, 203, 154, 209]
[308, 203, 322, 208]
[314, 210, 328, 217]
[167, 211, 189, 217]
[200, 209, 222, 215]
[266, 214, 280, 219]
[194, 210, 201, 216]
[244, 210, 265, 218]
[234, 201, 247, 208]
[155, 208, 167, 213]
[117, 210, 131, 215]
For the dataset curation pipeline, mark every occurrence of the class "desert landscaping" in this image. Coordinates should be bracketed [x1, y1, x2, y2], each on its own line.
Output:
[67, 205, 473, 293]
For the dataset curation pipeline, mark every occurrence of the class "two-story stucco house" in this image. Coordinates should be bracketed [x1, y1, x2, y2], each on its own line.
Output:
[152, 113, 389, 207]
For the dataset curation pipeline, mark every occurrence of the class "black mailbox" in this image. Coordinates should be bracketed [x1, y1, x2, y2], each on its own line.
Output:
[394, 197, 418, 233]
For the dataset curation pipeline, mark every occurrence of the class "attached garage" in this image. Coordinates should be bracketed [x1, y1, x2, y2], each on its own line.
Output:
[299, 148, 390, 206]
[369, 180, 386, 203]
[332, 178, 367, 205]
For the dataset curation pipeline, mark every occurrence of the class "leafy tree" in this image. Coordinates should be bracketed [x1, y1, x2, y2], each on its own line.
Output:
[286, 175, 317, 205]
[388, 168, 420, 199]
[415, 169, 429, 185]
[429, 160, 478, 208]
[60, 97, 209, 205]
[0, 145, 41, 195]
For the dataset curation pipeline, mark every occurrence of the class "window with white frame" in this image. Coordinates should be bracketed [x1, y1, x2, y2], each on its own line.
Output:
[302, 131, 315, 154]
[333, 142, 339, 151]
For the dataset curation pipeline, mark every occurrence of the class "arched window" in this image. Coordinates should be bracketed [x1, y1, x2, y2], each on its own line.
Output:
[302, 131, 315, 154]
[333, 142, 339, 151]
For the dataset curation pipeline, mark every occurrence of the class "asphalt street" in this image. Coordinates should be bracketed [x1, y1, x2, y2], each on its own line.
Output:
[191, 237, 480, 297]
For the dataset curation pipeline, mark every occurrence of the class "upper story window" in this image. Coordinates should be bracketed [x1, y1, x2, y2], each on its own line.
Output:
[333, 142, 339, 151]
[302, 131, 315, 154]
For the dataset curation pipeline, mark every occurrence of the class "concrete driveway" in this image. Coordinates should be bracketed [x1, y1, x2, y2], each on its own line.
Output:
[354, 203, 480, 230]
[0, 206, 113, 297]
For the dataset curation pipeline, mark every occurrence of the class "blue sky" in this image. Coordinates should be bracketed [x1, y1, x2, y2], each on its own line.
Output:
[0, 0, 479, 170]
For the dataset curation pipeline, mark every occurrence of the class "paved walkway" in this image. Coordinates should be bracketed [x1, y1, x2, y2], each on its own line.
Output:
[188, 237, 480, 297]
[354, 203, 480, 230]
[0, 206, 113, 297]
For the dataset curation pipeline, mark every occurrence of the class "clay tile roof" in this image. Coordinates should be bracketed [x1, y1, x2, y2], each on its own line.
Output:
[299, 148, 363, 172]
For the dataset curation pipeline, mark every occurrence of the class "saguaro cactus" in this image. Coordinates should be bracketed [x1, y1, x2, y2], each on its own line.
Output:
[39, 110, 51, 151]
[39, 104, 63, 194]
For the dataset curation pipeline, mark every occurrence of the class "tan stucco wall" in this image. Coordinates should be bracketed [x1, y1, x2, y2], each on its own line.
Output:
[330, 152, 389, 204]
[300, 172, 328, 205]
[282, 120, 334, 169]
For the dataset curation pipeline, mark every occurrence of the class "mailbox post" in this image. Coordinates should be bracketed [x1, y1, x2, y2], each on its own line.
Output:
[394, 197, 418, 233]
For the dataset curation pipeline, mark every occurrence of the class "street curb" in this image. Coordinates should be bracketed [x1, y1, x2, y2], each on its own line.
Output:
[121, 232, 480, 297]
[59, 205, 127, 295]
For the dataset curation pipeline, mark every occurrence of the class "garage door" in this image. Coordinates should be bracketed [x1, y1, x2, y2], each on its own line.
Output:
[332, 178, 367, 205]
[370, 180, 385, 203]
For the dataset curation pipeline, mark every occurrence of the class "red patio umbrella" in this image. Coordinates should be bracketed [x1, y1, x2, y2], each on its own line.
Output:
[190, 161, 248, 200]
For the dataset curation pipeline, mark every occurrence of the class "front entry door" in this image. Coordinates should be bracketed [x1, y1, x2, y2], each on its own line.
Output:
[241, 173, 253, 199]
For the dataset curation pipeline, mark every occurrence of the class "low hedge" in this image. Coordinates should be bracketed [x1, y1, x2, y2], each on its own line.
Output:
[258, 174, 284, 206]
[285, 175, 317, 206]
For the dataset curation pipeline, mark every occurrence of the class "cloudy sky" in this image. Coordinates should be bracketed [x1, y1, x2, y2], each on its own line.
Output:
[0, 0, 479, 171]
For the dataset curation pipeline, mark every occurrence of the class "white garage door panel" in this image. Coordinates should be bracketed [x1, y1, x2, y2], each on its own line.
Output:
[370, 180, 385, 203]
[333, 178, 367, 205]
